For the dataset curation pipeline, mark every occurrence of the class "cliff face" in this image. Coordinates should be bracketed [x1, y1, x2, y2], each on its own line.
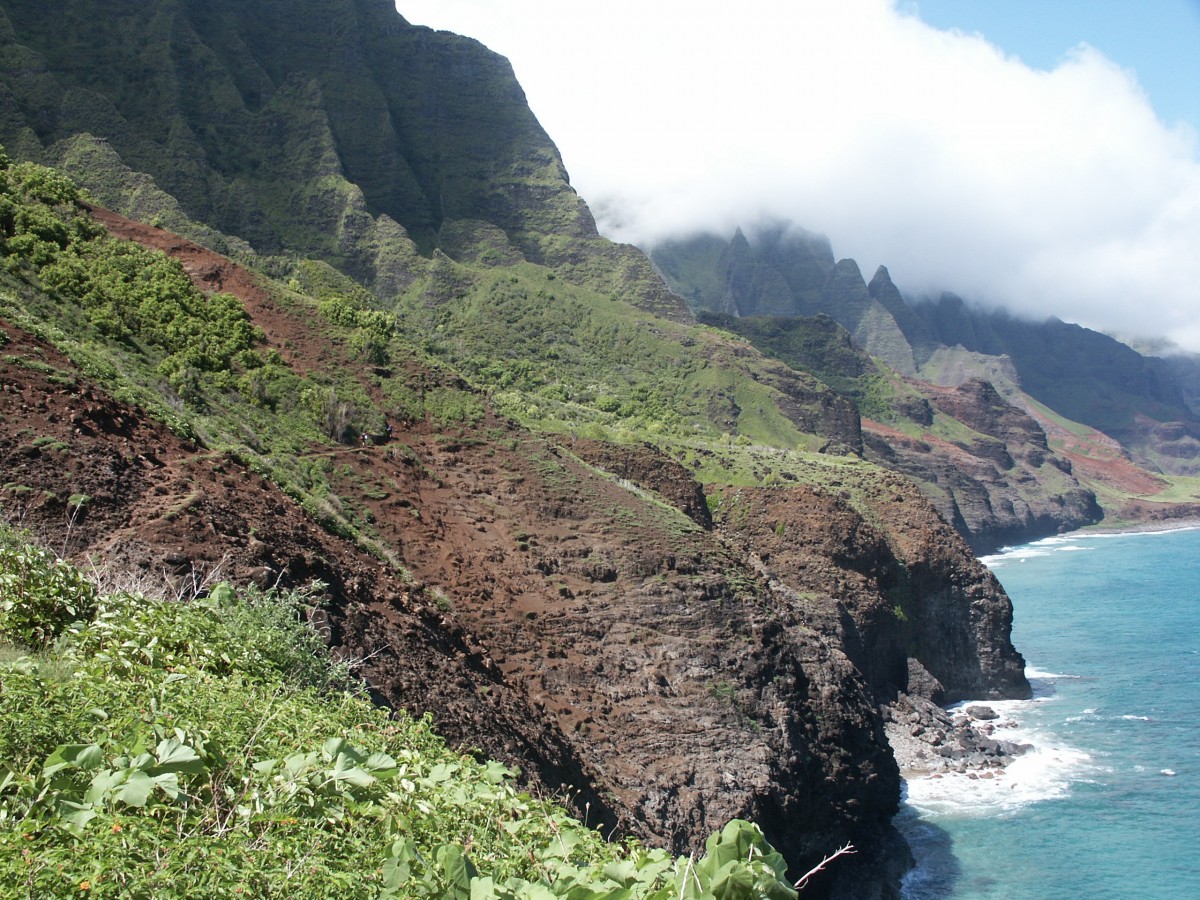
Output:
[696, 310, 1103, 552]
[710, 473, 1029, 704]
[0, 199, 1034, 895]
[654, 227, 916, 373]
[0, 0, 565, 252]
[862, 378, 1103, 554]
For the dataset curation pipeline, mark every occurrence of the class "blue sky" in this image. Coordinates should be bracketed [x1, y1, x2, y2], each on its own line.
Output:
[399, 1, 1200, 351]
[911, 0, 1200, 134]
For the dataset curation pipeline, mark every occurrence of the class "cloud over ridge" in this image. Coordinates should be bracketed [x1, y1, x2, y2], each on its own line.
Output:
[400, 0, 1200, 350]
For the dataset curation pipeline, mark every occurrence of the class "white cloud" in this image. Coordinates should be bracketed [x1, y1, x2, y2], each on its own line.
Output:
[398, 0, 1200, 351]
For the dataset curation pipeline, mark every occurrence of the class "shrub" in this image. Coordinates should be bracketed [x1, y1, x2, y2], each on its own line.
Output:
[0, 526, 97, 648]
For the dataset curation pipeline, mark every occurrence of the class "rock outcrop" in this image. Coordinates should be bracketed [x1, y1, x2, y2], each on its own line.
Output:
[863, 378, 1103, 553]
[710, 471, 1030, 704]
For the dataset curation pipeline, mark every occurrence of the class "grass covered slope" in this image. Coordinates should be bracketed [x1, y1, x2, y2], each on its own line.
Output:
[0, 525, 799, 899]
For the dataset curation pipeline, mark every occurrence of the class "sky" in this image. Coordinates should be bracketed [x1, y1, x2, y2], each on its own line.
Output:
[397, 0, 1200, 352]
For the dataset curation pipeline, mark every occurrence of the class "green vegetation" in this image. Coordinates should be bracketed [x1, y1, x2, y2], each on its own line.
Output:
[0, 150, 259, 435]
[388, 260, 833, 449]
[0, 150, 466, 553]
[0, 149, 857, 542]
[694, 312, 929, 429]
[0, 525, 798, 898]
[0, 538, 97, 648]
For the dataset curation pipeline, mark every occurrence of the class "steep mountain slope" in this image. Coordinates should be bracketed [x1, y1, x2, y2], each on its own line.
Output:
[0, 0, 874, 455]
[0, 0, 684, 319]
[0, 151, 1033, 897]
[0, 0, 1074, 891]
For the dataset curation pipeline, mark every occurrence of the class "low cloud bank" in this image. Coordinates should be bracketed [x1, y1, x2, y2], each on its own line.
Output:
[400, 0, 1200, 351]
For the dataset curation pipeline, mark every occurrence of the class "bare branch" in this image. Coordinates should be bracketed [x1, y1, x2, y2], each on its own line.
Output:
[794, 842, 856, 891]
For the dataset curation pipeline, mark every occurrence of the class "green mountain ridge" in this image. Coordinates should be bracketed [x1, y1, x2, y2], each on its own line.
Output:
[0, 0, 685, 321]
[5, 0, 1182, 550]
[0, 147, 1027, 898]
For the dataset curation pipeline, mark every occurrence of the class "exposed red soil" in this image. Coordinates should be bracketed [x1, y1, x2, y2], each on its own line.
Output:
[1043, 425, 1168, 496]
[86, 206, 353, 381]
[1, 210, 915, 889]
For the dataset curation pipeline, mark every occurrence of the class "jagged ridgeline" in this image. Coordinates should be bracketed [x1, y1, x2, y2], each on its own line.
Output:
[654, 225, 1200, 547]
[0, 2, 1040, 897]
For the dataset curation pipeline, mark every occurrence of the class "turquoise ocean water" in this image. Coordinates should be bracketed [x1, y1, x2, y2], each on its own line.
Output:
[896, 527, 1200, 899]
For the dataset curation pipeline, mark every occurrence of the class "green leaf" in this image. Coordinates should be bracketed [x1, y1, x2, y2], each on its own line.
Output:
[151, 771, 181, 800]
[426, 762, 458, 784]
[708, 861, 757, 899]
[207, 582, 236, 605]
[116, 770, 155, 807]
[322, 736, 362, 763]
[381, 838, 417, 898]
[43, 743, 104, 777]
[435, 844, 477, 899]
[469, 876, 497, 900]
[283, 751, 318, 777]
[480, 759, 514, 784]
[54, 798, 97, 832]
[327, 756, 375, 788]
[84, 769, 125, 805]
[153, 737, 205, 774]
[603, 859, 639, 886]
[365, 750, 398, 778]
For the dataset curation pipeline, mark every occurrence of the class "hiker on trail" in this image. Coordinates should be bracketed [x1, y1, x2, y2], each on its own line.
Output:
[385, 421, 393, 440]
[361, 432, 369, 447]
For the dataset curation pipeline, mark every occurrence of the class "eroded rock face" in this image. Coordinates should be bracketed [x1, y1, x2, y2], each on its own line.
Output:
[568, 438, 713, 528]
[864, 378, 1103, 553]
[710, 471, 1030, 704]
[0, 234, 1023, 897]
[0, 318, 908, 896]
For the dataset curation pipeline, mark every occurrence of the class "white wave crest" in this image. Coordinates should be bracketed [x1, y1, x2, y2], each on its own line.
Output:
[903, 694, 1098, 818]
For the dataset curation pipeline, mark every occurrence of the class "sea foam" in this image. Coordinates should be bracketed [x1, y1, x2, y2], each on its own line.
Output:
[980, 537, 1093, 568]
[901, 685, 1098, 818]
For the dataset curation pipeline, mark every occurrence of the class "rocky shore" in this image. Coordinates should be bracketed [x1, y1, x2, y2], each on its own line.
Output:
[883, 694, 1031, 778]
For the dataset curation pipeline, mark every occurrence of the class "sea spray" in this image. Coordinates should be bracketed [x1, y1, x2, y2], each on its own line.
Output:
[897, 527, 1200, 899]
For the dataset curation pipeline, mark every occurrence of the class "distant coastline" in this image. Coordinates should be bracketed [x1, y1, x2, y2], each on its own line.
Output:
[1074, 517, 1200, 538]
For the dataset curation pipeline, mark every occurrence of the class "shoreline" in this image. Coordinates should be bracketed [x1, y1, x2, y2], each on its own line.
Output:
[981, 518, 1200, 562]
[883, 695, 1029, 781]
[1070, 517, 1200, 538]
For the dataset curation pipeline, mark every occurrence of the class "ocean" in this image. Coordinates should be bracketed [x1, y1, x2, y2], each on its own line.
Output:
[895, 527, 1200, 899]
